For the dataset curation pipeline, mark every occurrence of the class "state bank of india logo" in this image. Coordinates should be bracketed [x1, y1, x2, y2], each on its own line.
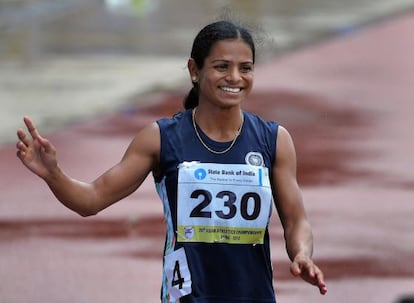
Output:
[245, 152, 264, 166]
[194, 168, 207, 180]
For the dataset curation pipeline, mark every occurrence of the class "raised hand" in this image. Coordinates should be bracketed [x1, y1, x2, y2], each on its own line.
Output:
[16, 116, 58, 179]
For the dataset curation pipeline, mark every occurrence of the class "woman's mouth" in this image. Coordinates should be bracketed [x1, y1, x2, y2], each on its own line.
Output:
[220, 86, 242, 93]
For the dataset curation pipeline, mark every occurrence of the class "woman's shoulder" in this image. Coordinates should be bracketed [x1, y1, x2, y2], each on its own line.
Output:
[157, 109, 191, 127]
[243, 111, 279, 130]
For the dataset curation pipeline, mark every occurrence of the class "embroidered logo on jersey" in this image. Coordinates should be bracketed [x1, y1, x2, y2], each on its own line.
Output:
[245, 152, 264, 166]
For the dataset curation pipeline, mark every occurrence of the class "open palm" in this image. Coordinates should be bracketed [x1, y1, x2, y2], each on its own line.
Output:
[16, 117, 58, 179]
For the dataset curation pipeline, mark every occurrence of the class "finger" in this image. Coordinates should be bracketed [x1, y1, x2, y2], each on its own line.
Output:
[317, 278, 328, 295]
[307, 265, 316, 278]
[38, 136, 54, 154]
[16, 140, 27, 152]
[17, 129, 31, 147]
[23, 116, 41, 140]
[315, 270, 327, 295]
[16, 150, 25, 160]
[290, 261, 301, 277]
[319, 283, 328, 295]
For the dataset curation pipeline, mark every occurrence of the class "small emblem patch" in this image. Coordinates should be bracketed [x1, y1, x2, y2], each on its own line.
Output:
[245, 152, 264, 166]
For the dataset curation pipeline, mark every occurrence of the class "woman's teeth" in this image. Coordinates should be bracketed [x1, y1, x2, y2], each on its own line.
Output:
[221, 87, 241, 93]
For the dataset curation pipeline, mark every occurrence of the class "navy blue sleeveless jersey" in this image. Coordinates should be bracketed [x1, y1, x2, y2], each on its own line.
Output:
[155, 109, 279, 303]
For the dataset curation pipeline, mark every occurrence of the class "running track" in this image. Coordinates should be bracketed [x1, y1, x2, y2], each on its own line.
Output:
[1, 11, 414, 303]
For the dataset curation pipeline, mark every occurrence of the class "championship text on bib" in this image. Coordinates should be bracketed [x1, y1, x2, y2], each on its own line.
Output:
[177, 162, 272, 244]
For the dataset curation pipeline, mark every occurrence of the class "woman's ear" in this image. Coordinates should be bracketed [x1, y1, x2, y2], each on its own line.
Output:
[187, 58, 198, 82]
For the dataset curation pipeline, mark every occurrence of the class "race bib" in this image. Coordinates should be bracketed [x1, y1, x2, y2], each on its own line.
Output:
[177, 162, 272, 244]
[164, 247, 192, 302]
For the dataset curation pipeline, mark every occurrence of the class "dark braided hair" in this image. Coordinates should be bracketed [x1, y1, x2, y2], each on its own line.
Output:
[183, 20, 256, 110]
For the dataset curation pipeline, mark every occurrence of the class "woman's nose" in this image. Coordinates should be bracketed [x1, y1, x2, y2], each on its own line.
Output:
[226, 68, 241, 82]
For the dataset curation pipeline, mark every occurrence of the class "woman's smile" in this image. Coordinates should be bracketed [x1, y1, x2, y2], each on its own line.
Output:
[220, 86, 242, 93]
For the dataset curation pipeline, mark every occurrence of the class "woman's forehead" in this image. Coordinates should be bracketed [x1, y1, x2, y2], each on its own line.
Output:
[207, 39, 254, 62]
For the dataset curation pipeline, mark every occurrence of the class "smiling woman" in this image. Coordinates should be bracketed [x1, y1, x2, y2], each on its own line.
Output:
[16, 20, 327, 302]
[184, 20, 256, 111]
[188, 39, 254, 112]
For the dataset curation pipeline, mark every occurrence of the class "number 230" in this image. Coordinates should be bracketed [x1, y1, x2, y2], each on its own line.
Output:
[189, 189, 261, 220]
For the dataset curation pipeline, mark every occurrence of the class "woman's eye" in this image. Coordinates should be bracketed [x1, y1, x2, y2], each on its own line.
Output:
[214, 64, 228, 71]
[240, 65, 253, 72]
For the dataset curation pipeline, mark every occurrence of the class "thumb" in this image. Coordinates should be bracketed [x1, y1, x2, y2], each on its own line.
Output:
[290, 261, 301, 277]
[38, 136, 55, 154]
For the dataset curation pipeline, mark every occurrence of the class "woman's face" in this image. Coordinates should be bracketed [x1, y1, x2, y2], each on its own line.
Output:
[194, 39, 254, 109]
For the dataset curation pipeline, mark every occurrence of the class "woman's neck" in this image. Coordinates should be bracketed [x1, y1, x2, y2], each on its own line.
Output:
[193, 106, 243, 142]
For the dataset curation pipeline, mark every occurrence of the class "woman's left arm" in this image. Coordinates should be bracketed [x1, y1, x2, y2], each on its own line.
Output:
[272, 126, 327, 295]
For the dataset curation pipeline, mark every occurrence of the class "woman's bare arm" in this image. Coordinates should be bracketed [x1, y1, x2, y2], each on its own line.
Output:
[272, 125, 327, 295]
[16, 116, 159, 216]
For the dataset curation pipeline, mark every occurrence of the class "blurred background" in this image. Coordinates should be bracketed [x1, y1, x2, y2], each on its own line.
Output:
[1, 0, 414, 144]
[1, 1, 414, 303]
[3, 0, 414, 57]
